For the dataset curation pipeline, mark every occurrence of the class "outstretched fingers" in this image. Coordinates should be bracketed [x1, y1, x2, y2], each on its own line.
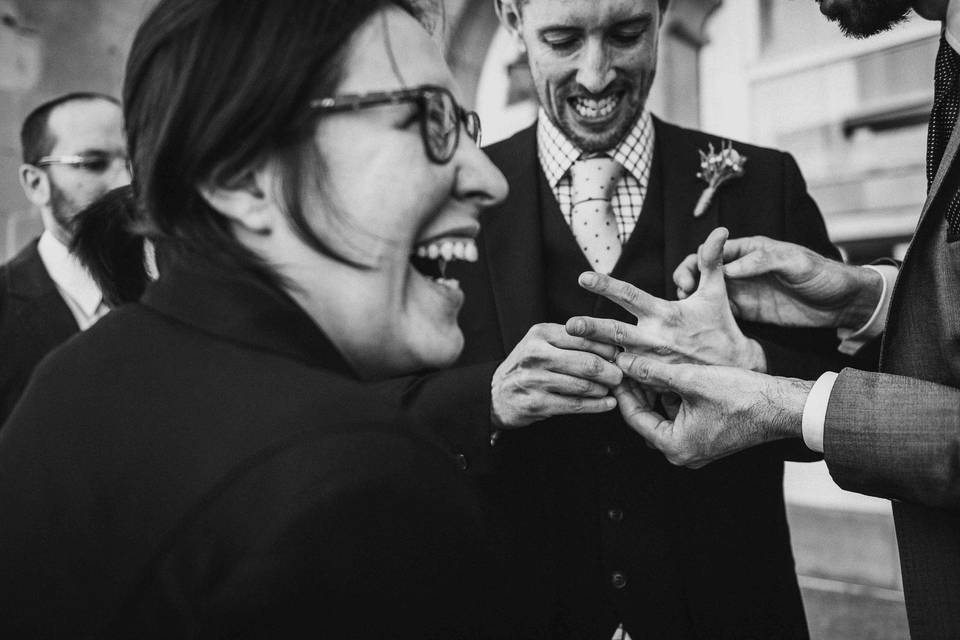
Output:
[565, 316, 633, 350]
[695, 227, 729, 294]
[578, 272, 663, 318]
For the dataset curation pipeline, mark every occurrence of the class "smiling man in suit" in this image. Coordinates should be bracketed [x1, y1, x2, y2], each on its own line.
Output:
[0, 93, 131, 425]
[403, 0, 847, 637]
[603, 1, 960, 638]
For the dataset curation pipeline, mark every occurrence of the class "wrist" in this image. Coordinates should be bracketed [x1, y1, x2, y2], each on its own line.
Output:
[837, 265, 884, 330]
[766, 376, 814, 440]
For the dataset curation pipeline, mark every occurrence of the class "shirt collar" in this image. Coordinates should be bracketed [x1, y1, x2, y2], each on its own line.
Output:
[37, 230, 103, 316]
[945, 0, 960, 53]
[536, 107, 655, 187]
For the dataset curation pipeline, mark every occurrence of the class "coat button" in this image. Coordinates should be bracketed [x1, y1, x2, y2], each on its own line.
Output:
[607, 508, 624, 523]
[611, 571, 627, 590]
[455, 453, 469, 471]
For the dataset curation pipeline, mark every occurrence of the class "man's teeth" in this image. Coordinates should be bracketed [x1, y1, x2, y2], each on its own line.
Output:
[415, 238, 478, 263]
[573, 95, 619, 118]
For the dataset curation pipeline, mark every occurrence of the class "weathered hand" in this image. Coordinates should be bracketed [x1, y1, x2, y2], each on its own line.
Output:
[612, 353, 812, 469]
[567, 228, 767, 372]
[491, 323, 623, 429]
[672, 232, 883, 330]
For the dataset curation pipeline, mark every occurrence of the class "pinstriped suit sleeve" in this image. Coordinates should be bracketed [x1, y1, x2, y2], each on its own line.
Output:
[824, 368, 960, 510]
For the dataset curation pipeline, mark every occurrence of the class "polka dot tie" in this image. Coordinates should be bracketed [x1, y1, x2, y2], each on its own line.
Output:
[927, 36, 960, 241]
[570, 154, 624, 273]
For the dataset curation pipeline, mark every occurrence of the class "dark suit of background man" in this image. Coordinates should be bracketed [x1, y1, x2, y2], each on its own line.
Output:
[0, 93, 131, 425]
[396, 0, 842, 637]
[603, 1, 960, 638]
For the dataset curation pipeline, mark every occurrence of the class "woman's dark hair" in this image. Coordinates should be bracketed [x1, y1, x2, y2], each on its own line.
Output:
[123, 0, 434, 288]
[69, 185, 149, 307]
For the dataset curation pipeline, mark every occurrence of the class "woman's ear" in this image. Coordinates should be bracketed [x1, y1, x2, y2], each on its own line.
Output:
[197, 164, 277, 234]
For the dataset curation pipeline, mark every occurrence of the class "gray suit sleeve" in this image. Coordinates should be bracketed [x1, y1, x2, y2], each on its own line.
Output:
[824, 367, 960, 510]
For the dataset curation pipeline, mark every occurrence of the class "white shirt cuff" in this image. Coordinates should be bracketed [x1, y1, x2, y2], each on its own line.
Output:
[837, 265, 898, 355]
[801, 371, 837, 453]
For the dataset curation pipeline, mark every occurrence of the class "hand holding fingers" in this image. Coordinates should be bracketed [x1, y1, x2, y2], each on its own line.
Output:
[611, 354, 809, 467]
[491, 324, 624, 428]
[511, 325, 623, 385]
[672, 232, 767, 294]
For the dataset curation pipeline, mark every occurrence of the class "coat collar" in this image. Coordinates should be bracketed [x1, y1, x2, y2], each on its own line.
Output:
[4, 238, 59, 300]
[142, 250, 354, 375]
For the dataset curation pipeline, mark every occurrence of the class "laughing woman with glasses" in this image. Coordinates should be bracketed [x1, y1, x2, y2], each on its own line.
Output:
[0, 0, 518, 637]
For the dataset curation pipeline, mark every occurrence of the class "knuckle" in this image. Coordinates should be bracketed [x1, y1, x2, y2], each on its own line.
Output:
[613, 322, 626, 347]
[622, 284, 641, 305]
[527, 397, 546, 415]
[631, 359, 651, 381]
[652, 343, 673, 358]
[584, 356, 605, 377]
[573, 377, 594, 395]
[529, 323, 551, 339]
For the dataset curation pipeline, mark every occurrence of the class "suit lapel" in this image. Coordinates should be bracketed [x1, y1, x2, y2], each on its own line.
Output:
[482, 126, 547, 352]
[915, 117, 960, 235]
[881, 117, 960, 366]
[6, 241, 79, 336]
[656, 119, 720, 298]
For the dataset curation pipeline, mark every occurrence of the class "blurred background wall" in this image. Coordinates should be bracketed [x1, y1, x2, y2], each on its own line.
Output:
[0, 1, 921, 637]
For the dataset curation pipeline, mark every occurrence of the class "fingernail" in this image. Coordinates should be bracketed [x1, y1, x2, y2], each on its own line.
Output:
[579, 272, 597, 287]
[568, 318, 585, 335]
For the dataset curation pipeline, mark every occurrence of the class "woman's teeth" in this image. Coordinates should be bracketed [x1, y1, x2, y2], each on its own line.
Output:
[410, 237, 478, 283]
[433, 278, 460, 292]
[572, 94, 619, 118]
[415, 238, 478, 262]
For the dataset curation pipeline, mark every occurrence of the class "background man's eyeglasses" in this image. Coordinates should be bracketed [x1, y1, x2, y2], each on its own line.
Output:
[311, 84, 481, 165]
[35, 152, 130, 174]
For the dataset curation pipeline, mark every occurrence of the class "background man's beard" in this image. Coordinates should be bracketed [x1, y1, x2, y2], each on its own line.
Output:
[820, 0, 912, 38]
[48, 181, 86, 236]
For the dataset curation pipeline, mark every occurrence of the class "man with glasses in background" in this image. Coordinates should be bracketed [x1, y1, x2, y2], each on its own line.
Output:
[0, 92, 131, 425]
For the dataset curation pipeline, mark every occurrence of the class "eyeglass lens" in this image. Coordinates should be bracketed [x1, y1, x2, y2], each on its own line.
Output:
[422, 89, 481, 162]
[78, 154, 115, 173]
[424, 90, 459, 162]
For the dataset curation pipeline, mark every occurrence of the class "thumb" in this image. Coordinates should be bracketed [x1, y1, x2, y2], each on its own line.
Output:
[695, 227, 730, 295]
[615, 352, 689, 396]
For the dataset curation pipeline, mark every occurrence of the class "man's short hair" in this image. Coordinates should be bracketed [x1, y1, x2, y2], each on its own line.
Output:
[514, 0, 670, 12]
[20, 92, 121, 165]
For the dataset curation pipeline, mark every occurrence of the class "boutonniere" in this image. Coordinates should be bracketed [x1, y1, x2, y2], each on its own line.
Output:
[694, 141, 747, 218]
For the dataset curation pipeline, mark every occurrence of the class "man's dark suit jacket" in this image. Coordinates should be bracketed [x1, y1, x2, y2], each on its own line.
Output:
[420, 118, 842, 639]
[0, 238, 78, 425]
[0, 253, 513, 639]
[823, 95, 960, 637]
